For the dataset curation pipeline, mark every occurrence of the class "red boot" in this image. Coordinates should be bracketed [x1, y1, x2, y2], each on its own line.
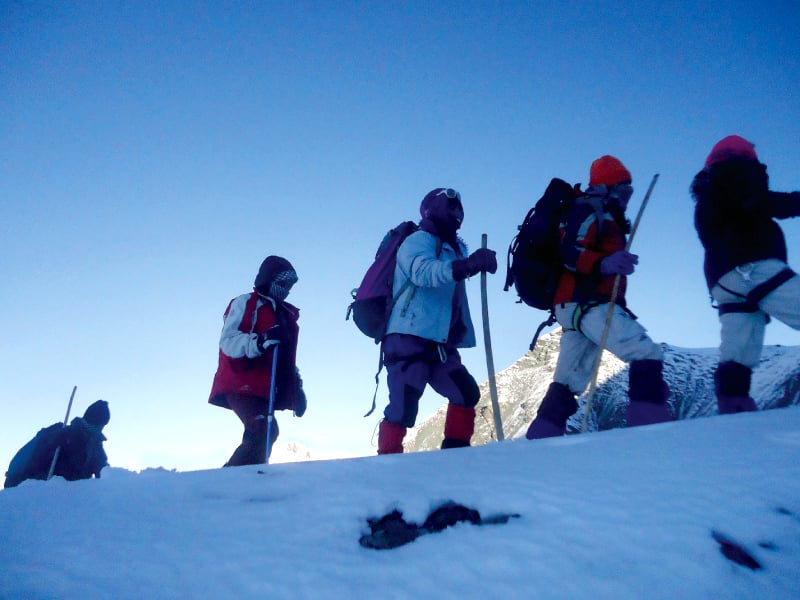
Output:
[442, 404, 475, 449]
[378, 420, 406, 454]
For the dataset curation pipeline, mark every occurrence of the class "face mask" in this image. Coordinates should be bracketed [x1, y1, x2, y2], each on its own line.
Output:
[609, 183, 633, 207]
[427, 189, 464, 232]
[268, 270, 298, 301]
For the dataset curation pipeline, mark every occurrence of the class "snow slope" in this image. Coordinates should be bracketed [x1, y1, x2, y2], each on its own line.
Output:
[406, 332, 800, 450]
[2, 407, 800, 599]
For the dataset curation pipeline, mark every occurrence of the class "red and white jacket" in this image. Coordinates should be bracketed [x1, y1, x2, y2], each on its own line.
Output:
[208, 290, 299, 411]
[554, 190, 629, 307]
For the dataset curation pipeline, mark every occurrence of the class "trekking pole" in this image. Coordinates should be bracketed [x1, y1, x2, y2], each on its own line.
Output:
[480, 234, 505, 441]
[265, 344, 280, 464]
[581, 174, 660, 433]
[47, 385, 77, 480]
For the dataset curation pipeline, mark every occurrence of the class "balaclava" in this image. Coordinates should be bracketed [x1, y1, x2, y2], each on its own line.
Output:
[254, 256, 298, 302]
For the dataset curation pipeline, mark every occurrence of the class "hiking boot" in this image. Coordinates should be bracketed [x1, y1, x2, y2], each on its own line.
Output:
[441, 404, 475, 449]
[715, 361, 758, 415]
[717, 394, 758, 414]
[625, 359, 673, 427]
[526, 382, 577, 439]
[224, 429, 267, 467]
[224, 413, 278, 467]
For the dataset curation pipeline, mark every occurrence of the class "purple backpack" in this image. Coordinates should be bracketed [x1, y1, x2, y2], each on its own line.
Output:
[347, 221, 419, 343]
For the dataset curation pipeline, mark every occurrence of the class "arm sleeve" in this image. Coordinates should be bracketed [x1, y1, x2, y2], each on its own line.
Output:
[397, 233, 455, 288]
[766, 191, 800, 220]
[219, 295, 264, 359]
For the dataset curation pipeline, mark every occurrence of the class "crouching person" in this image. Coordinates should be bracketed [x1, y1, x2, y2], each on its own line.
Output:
[378, 188, 497, 453]
[526, 156, 673, 439]
[209, 255, 307, 467]
[5, 399, 110, 488]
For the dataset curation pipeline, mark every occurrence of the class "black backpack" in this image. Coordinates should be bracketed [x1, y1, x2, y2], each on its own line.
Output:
[505, 178, 608, 350]
[4, 423, 65, 488]
[504, 178, 578, 311]
[4, 419, 108, 488]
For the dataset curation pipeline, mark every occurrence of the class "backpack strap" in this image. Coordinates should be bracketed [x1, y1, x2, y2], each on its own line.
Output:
[572, 195, 606, 236]
[394, 279, 416, 317]
[363, 351, 385, 417]
[504, 206, 536, 293]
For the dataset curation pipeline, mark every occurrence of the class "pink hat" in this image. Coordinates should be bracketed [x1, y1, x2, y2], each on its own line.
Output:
[705, 135, 758, 168]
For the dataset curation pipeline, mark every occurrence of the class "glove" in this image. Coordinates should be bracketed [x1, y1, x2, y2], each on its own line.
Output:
[293, 368, 307, 417]
[452, 248, 498, 281]
[600, 250, 638, 276]
[257, 325, 282, 352]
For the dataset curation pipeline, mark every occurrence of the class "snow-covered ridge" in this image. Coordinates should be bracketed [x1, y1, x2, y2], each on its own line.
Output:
[406, 328, 800, 451]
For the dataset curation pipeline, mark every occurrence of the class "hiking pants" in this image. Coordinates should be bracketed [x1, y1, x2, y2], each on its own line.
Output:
[553, 302, 663, 394]
[712, 259, 800, 368]
[382, 333, 480, 428]
[226, 393, 279, 462]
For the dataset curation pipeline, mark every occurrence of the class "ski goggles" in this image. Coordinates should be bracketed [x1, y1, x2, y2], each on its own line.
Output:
[436, 188, 461, 201]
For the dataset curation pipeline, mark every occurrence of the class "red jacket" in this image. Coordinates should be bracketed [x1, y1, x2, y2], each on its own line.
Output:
[554, 193, 629, 306]
[208, 291, 300, 411]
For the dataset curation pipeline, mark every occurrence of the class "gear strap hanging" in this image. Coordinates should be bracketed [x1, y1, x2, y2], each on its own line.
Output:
[716, 267, 795, 317]
[529, 310, 556, 351]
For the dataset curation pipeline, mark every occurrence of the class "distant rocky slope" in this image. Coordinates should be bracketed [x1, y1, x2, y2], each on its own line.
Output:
[405, 328, 800, 452]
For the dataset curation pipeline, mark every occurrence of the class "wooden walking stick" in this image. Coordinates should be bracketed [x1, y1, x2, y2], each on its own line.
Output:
[481, 234, 505, 441]
[47, 385, 77, 480]
[581, 174, 659, 432]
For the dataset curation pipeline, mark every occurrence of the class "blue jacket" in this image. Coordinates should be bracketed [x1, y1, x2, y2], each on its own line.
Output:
[385, 230, 476, 347]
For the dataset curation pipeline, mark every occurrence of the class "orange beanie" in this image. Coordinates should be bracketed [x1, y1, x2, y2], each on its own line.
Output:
[589, 155, 632, 187]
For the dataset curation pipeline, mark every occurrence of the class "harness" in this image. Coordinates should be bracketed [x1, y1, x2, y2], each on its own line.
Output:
[715, 267, 795, 319]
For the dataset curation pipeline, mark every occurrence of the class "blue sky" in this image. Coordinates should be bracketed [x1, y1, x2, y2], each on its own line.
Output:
[2, 1, 799, 470]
